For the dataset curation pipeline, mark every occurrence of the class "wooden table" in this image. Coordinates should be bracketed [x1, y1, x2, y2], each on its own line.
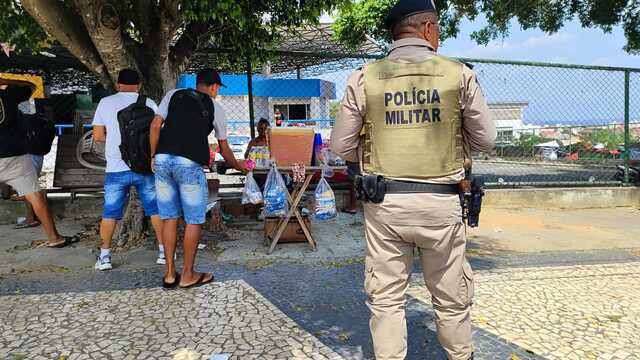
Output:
[255, 166, 346, 254]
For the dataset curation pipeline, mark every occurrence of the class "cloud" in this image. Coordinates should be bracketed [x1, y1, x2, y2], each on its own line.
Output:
[521, 32, 575, 49]
[454, 31, 575, 60]
[461, 39, 512, 58]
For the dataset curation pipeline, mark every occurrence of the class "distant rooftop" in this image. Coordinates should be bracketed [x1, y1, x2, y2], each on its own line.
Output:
[177, 74, 337, 99]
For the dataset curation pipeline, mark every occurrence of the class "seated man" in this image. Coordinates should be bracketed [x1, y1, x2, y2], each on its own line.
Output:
[92, 69, 165, 271]
[0, 78, 70, 247]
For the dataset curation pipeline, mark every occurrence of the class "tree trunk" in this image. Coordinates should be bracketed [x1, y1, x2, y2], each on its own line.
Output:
[24, 0, 187, 249]
[113, 188, 148, 249]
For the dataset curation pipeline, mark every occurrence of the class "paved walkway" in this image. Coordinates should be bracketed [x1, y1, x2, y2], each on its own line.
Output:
[409, 262, 640, 360]
[1, 280, 341, 360]
[1, 254, 640, 359]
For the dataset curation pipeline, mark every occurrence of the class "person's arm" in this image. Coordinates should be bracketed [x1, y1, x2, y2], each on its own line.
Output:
[150, 115, 163, 159]
[244, 139, 256, 159]
[91, 101, 107, 142]
[460, 65, 496, 153]
[219, 139, 242, 170]
[330, 70, 366, 162]
[4, 81, 35, 103]
[150, 92, 171, 171]
[213, 102, 247, 171]
[93, 126, 106, 142]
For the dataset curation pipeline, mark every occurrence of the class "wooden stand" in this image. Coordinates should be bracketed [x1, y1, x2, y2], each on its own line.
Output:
[259, 166, 346, 254]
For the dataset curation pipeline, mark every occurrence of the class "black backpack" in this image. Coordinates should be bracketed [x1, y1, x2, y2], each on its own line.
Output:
[117, 95, 155, 174]
[19, 112, 56, 156]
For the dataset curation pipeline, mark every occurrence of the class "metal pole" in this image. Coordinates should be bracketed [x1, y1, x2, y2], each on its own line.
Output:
[296, 66, 302, 80]
[624, 70, 630, 184]
[247, 58, 256, 139]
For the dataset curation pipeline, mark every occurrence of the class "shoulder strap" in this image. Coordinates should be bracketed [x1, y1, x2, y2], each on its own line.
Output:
[136, 94, 147, 106]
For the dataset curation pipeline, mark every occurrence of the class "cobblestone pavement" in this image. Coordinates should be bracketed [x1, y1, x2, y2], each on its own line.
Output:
[1, 253, 639, 359]
[0, 280, 342, 360]
[408, 262, 640, 360]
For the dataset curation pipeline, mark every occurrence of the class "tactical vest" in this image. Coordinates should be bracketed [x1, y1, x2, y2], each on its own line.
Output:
[362, 56, 464, 180]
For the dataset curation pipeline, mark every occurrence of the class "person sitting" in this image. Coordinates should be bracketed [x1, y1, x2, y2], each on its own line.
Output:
[0, 78, 71, 247]
[245, 118, 273, 174]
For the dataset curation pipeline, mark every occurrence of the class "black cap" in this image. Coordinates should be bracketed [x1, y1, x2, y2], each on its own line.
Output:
[196, 68, 227, 88]
[385, 0, 437, 29]
[117, 69, 140, 85]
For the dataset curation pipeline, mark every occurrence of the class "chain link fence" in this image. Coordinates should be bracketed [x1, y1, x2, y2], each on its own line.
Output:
[210, 53, 639, 187]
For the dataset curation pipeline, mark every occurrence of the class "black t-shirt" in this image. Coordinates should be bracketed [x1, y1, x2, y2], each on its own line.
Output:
[0, 85, 32, 158]
[156, 89, 215, 166]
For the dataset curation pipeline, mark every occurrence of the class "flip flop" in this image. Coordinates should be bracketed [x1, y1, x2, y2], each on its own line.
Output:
[42, 236, 80, 248]
[341, 208, 358, 214]
[15, 221, 41, 229]
[179, 273, 214, 289]
[163, 273, 181, 289]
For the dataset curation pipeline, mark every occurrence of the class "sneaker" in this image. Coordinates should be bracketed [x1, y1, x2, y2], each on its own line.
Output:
[156, 252, 166, 265]
[95, 255, 112, 271]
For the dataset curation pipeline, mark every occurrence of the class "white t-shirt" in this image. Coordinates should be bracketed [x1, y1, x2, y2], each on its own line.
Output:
[92, 92, 159, 173]
[156, 88, 228, 141]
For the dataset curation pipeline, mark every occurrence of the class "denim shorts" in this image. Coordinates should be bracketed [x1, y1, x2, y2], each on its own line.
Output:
[154, 154, 208, 225]
[103, 171, 159, 220]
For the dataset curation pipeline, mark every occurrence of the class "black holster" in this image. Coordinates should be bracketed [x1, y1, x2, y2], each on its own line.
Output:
[465, 175, 485, 228]
[355, 175, 386, 204]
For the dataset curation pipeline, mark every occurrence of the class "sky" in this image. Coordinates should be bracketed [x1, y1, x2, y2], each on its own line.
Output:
[440, 17, 640, 68]
[317, 13, 640, 125]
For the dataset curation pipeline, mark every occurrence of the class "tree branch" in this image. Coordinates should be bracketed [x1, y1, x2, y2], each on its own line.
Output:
[73, 0, 135, 84]
[21, 0, 112, 87]
[169, 21, 211, 71]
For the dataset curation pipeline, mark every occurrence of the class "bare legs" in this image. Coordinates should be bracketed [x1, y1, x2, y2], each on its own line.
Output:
[161, 219, 211, 286]
[24, 191, 64, 245]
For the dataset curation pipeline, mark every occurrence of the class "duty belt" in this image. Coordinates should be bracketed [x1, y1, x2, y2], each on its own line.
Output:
[385, 180, 459, 195]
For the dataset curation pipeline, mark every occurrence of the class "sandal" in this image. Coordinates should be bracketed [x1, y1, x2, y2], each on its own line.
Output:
[163, 273, 181, 289]
[179, 273, 214, 289]
[341, 208, 358, 214]
[15, 221, 41, 229]
[42, 236, 79, 248]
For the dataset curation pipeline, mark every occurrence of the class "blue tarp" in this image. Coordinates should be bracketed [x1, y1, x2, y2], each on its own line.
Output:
[177, 74, 336, 99]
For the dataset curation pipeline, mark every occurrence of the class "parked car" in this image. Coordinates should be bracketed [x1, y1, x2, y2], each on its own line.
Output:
[212, 134, 251, 174]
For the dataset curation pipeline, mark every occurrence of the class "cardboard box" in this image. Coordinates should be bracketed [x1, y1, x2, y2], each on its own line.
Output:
[269, 127, 314, 166]
[264, 215, 311, 243]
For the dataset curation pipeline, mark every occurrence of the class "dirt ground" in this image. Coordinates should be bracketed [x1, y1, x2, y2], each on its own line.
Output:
[1, 200, 639, 275]
[468, 207, 640, 252]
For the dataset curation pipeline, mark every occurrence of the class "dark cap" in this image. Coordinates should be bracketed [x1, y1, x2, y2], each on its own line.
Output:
[196, 68, 227, 88]
[385, 0, 437, 29]
[117, 69, 140, 85]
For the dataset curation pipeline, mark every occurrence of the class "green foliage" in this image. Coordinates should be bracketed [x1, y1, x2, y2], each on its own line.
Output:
[333, 0, 640, 54]
[180, 0, 344, 63]
[583, 128, 625, 150]
[516, 133, 552, 150]
[0, 0, 52, 53]
[0, 0, 344, 68]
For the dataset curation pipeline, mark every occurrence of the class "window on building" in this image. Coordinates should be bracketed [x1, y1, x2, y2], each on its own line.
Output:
[273, 104, 311, 122]
[497, 129, 514, 144]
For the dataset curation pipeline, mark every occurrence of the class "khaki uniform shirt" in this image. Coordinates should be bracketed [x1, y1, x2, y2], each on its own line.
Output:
[331, 38, 496, 184]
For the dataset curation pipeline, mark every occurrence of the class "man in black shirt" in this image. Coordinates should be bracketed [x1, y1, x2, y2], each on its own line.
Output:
[0, 78, 69, 247]
[150, 68, 247, 288]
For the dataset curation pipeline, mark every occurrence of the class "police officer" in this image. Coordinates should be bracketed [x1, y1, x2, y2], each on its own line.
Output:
[331, 1, 496, 359]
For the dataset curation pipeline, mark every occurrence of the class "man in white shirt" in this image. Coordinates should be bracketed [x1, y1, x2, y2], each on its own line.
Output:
[92, 69, 165, 271]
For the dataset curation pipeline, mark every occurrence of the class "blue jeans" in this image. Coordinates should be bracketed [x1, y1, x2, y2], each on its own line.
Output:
[154, 154, 208, 225]
[103, 171, 159, 220]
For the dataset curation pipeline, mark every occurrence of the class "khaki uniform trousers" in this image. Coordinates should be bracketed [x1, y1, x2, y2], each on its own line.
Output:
[363, 192, 474, 360]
